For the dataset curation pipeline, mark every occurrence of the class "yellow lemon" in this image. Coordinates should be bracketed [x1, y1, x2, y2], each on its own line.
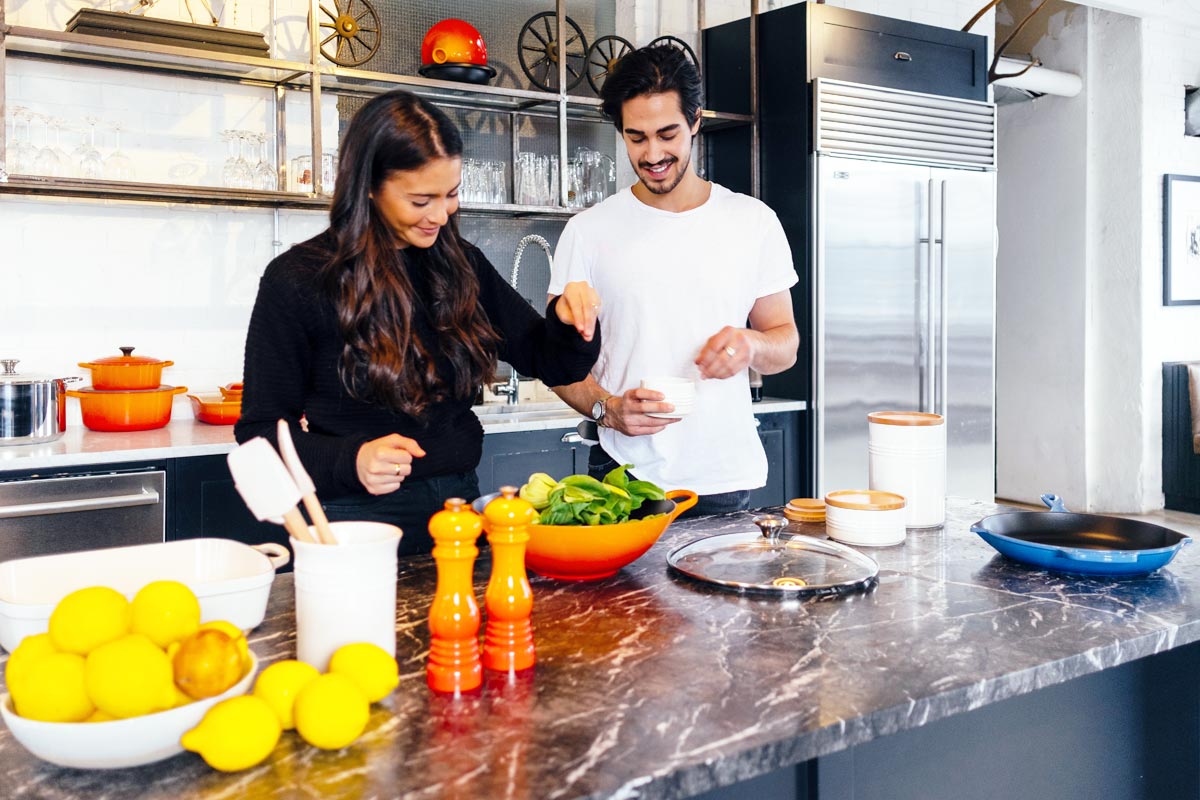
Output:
[86, 709, 117, 723]
[198, 621, 251, 673]
[293, 673, 370, 750]
[48, 586, 131, 655]
[10, 651, 93, 722]
[328, 643, 399, 703]
[252, 660, 320, 730]
[84, 633, 176, 719]
[131, 581, 200, 648]
[181, 695, 281, 772]
[5, 633, 58, 694]
[173, 687, 195, 708]
[172, 629, 245, 700]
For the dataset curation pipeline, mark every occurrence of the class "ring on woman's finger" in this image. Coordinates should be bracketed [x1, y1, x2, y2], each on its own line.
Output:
[394, 462, 402, 477]
[724, 345, 737, 357]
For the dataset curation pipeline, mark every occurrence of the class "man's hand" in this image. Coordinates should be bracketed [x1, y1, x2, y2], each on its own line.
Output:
[356, 434, 426, 495]
[695, 326, 754, 379]
[603, 388, 682, 436]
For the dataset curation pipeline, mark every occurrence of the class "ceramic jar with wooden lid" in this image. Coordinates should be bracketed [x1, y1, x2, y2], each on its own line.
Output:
[867, 411, 946, 528]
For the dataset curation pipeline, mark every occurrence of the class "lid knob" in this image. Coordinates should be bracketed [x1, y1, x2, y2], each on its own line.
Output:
[753, 514, 788, 545]
[0, 359, 17, 376]
[119, 347, 135, 357]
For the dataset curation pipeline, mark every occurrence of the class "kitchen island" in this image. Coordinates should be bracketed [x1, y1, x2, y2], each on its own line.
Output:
[2, 498, 1198, 799]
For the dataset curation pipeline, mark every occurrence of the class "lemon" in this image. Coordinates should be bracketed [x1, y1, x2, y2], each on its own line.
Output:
[5, 633, 58, 694]
[131, 581, 200, 648]
[173, 687, 195, 708]
[10, 651, 93, 722]
[86, 709, 117, 723]
[84, 633, 177, 718]
[182, 695, 281, 772]
[49, 586, 131, 655]
[293, 673, 370, 750]
[198, 621, 251, 673]
[253, 660, 320, 730]
[328, 643, 399, 703]
[171, 629, 245, 700]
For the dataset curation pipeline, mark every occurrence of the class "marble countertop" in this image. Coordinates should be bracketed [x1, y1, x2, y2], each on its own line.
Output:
[2, 498, 1197, 799]
[0, 399, 807, 473]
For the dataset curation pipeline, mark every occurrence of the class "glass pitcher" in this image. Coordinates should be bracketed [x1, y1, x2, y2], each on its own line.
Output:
[577, 148, 616, 207]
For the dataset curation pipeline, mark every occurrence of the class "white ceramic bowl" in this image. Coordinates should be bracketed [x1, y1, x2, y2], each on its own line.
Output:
[0, 539, 290, 652]
[0, 653, 258, 769]
[640, 377, 695, 418]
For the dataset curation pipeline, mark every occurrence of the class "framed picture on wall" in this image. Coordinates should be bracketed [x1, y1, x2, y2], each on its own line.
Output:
[1164, 173, 1200, 305]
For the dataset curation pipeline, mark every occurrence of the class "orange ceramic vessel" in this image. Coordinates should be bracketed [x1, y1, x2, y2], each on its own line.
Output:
[426, 498, 483, 694]
[526, 489, 698, 581]
[218, 382, 244, 400]
[187, 393, 241, 425]
[481, 487, 536, 674]
[78, 347, 173, 390]
[66, 385, 187, 432]
[420, 18, 488, 66]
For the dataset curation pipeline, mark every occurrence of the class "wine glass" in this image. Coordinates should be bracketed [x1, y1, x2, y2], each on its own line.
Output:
[7, 106, 37, 176]
[252, 134, 276, 191]
[32, 114, 65, 178]
[103, 123, 135, 181]
[75, 116, 104, 180]
[221, 129, 250, 189]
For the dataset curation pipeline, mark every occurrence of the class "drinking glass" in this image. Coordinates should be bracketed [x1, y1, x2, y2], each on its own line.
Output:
[320, 150, 337, 196]
[490, 160, 507, 204]
[32, 114, 66, 178]
[8, 106, 37, 176]
[221, 129, 251, 188]
[103, 123, 135, 181]
[252, 134, 276, 191]
[291, 155, 313, 192]
[75, 116, 104, 180]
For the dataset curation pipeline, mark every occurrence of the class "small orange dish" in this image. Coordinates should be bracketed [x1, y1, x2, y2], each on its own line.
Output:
[188, 393, 241, 426]
[218, 382, 244, 401]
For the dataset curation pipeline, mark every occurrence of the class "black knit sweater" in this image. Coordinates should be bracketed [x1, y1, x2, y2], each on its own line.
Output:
[234, 230, 598, 500]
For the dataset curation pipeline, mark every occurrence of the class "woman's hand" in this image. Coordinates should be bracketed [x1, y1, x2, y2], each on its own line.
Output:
[356, 434, 426, 495]
[553, 281, 601, 342]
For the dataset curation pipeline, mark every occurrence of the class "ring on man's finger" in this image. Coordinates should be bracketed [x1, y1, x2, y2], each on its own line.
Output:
[724, 345, 737, 357]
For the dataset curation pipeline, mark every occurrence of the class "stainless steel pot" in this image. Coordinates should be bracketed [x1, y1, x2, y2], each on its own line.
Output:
[0, 359, 78, 446]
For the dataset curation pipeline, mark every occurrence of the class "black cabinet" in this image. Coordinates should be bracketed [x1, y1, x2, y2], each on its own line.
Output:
[749, 411, 803, 509]
[476, 426, 589, 493]
[170, 454, 289, 557]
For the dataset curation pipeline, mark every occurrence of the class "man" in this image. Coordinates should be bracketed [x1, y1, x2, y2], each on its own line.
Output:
[548, 45, 799, 516]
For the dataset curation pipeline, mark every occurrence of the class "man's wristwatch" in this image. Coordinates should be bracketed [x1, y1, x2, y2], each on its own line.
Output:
[591, 395, 612, 427]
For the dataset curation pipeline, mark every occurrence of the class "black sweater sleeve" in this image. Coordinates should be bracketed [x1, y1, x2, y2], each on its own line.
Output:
[472, 247, 600, 386]
[233, 249, 370, 497]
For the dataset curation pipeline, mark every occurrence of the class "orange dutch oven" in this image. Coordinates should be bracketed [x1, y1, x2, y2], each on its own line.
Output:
[188, 392, 241, 426]
[78, 347, 173, 390]
[66, 385, 187, 432]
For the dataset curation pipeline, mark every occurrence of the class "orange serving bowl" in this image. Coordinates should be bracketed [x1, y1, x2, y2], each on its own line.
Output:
[66, 385, 186, 432]
[524, 489, 698, 581]
[187, 393, 241, 425]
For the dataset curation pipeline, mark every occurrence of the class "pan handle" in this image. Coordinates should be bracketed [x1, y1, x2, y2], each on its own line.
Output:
[1060, 548, 1139, 563]
[969, 521, 988, 535]
[1040, 493, 1070, 513]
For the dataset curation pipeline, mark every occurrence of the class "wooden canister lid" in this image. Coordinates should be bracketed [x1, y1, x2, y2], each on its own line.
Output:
[824, 490, 906, 511]
[786, 498, 825, 512]
[867, 411, 944, 427]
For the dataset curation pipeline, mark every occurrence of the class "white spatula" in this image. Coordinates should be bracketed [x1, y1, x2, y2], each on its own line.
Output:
[276, 419, 337, 545]
[227, 437, 317, 544]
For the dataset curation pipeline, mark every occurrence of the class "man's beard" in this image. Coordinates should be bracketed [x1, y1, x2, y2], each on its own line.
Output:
[637, 151, 690, 195]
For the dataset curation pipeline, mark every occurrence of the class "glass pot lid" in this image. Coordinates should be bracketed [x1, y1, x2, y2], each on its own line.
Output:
[0, 359, 68, 386]
[667, 515, 879, 597]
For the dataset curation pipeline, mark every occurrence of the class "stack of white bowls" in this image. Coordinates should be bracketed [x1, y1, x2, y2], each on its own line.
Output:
[640, 376, 695, 419]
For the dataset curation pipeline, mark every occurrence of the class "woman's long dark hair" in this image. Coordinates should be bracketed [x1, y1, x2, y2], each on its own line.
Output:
[323, 90, 498, 418]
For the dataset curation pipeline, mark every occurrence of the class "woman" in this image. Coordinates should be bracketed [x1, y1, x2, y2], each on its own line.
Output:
[235, 90, 601, 555]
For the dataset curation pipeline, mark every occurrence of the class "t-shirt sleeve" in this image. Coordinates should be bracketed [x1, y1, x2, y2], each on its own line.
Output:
[547, 219, 589, 296]
[756, 206, 799, 298]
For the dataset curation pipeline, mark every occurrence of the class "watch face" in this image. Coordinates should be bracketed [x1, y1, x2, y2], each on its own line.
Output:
[592, 400, 605, 420]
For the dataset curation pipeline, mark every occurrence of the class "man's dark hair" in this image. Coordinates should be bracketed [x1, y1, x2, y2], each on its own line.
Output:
[599, 44, 703, 132]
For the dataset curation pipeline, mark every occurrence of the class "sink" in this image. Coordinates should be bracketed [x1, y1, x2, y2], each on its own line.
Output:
[472, 400, 573, 417]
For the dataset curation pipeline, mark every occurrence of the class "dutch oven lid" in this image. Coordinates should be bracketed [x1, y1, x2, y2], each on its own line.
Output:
[0, 359, 66, 386]
[667, 515, 879, 597]
[80, 346, 170, 367]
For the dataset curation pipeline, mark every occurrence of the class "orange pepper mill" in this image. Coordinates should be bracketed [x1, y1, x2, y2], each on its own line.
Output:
[427, 497, 483, 694]
[482, 486, 537, 674]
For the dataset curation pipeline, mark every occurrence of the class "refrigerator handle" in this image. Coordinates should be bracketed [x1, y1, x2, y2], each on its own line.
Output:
[938, 179, 949, 418]
[923, 178, 936, 414]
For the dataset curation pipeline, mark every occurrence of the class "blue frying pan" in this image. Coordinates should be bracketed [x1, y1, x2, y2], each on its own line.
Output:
[971, 494, 1192, 576]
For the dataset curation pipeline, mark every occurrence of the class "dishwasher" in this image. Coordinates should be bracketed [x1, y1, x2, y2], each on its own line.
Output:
[0, 468, 166, 562]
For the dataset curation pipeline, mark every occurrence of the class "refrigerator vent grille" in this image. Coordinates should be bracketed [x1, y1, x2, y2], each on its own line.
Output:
[815, 79, 995, 168]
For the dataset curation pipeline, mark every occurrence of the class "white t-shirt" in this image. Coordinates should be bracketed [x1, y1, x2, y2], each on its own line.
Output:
[548, 183, 797, 495]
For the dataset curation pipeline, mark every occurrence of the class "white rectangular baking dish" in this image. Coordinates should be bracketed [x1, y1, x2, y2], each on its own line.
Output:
[0, 538, 290, 652]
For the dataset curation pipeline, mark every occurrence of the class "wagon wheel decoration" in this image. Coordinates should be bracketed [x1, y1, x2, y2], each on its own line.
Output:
[585, 35, 633, 95]
[313, 0, 381, 67]
[648, 35, 698, 71]
[518, 12, 588, 93]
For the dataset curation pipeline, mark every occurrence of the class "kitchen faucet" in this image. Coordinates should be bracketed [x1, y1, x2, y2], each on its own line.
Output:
[491, 234, 553, 405]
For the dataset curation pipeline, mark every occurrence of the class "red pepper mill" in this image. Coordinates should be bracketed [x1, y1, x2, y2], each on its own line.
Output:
[482, 486, 537, 674]
[427, 497, 483, 694]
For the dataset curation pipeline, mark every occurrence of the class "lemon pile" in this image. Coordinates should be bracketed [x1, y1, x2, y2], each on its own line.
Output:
[182, 642, 399, 772]
[5, 582, 251, 724]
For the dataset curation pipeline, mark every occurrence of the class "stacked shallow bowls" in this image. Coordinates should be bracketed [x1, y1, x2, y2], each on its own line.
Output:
[188, 382, 243, 425]
[69, 347, 185, 432]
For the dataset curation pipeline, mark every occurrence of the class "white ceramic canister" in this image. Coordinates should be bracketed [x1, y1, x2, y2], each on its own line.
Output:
[867, 411, 947, 528]
[824, 490, 907, 547]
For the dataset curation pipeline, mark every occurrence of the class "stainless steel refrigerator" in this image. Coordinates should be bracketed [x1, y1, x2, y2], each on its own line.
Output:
[812, 79, 997, 501]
